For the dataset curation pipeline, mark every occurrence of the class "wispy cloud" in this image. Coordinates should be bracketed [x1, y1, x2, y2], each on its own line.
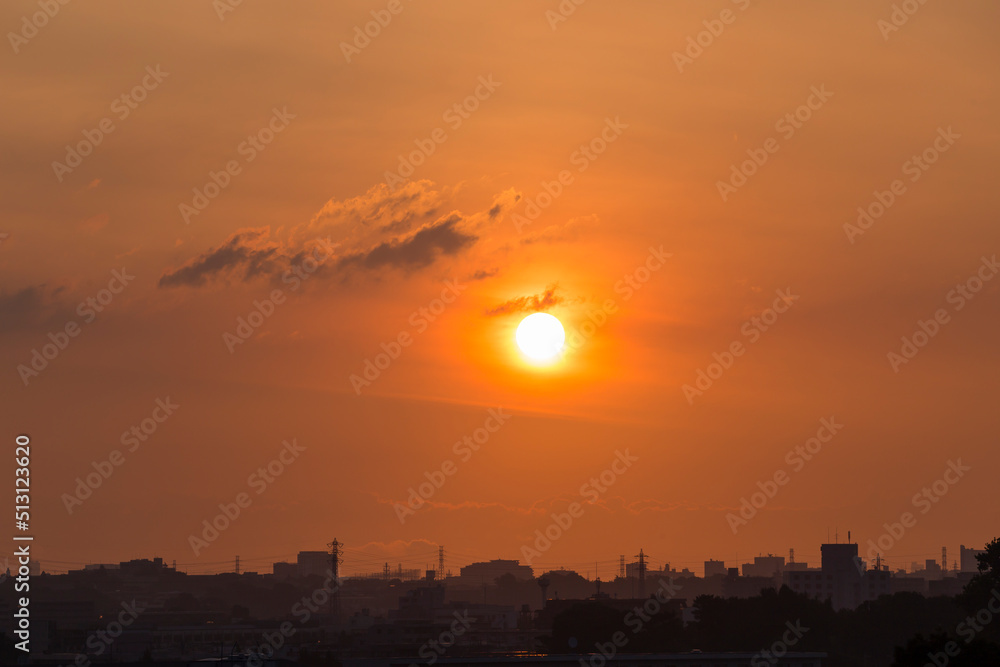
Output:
[485, 284, 564, 317]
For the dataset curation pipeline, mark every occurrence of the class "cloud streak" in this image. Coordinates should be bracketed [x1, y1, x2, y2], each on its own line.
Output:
[159, 181, 499, 289]
[485, 285, 563, 317]
[158, 228, 287, 288]
[336, 214, 477, 273]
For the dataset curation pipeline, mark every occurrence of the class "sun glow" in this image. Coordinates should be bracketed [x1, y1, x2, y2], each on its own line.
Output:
[515, 312, 565, 363]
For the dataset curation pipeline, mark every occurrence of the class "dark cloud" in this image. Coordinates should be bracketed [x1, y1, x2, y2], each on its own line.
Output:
[487, 188, 521, 220]
[0, 286, 46, 319]
[470, 268, 499, 281]
[0, 284, 69, 333]
[337, 214, 477, 273]
[485, 285, 563, 317]
[160, 182, 500, 289]
[159, 228, 287, 288]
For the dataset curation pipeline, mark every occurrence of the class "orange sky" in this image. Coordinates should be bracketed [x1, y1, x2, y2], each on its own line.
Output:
[2, 0, 998, 577]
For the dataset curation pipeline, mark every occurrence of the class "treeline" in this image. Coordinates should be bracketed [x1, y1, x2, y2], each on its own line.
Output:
[546, 538, 1000, 667]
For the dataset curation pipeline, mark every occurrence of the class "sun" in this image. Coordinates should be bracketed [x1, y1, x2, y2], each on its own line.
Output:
[515, 312, 566, 363]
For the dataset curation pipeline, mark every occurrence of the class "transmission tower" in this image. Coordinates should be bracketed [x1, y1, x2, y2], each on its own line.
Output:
[439, 546, 445, 578]
[619, 555, 625, 579]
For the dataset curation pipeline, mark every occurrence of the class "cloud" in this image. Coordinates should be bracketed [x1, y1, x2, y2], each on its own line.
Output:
[522, 214, 599, 245]
[487, 188, 521, 220]
[158, 227, 287, 288]
[160, 181, 500, 289]
[470, 268, 499, 281]
[485, 284, 563, 317]
[0, 284, 68, 333]
[351, 538, 442, 558]
[78, 212, 109, 234]
[303, 179, 445, 243]
[336, 214, 477, 273]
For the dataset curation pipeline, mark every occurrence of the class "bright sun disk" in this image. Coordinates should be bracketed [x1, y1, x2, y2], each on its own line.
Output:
[515, 312, 565, 363]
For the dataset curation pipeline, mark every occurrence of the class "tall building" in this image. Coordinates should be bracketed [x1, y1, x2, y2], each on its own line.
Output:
[786, 543, 868, 610]
[297, 550, 330, 578]
[821, 542, 864, 609]
[960, 545, 985, 573]
[704, 560, 727, 578]
[922, 558, 944, 580]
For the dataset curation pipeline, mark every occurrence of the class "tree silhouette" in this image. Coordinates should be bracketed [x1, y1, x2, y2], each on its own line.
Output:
[958, 538, 1000, 623]
[546, 602, 627, 653]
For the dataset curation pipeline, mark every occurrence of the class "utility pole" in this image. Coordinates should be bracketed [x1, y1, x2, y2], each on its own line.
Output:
[235, 556, 240, 575]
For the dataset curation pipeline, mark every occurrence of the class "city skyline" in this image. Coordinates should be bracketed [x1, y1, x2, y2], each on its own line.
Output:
[3, 3, 1000, 664]
[23, 538, 991, 580]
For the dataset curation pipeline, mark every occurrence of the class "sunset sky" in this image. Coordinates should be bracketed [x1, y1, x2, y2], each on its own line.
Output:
[2, 0, 998, 577]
